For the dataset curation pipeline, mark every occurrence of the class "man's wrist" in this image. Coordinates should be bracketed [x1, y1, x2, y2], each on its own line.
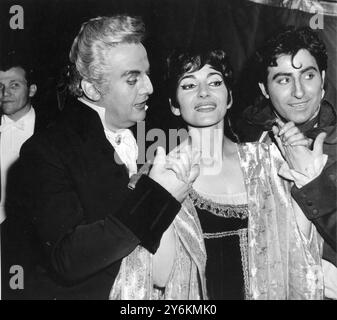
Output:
[279, 154, 328, 188]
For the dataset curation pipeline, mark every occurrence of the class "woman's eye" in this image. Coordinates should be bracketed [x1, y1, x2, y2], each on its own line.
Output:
[209, 80, 223, 87]
[181, 83, 196, 90]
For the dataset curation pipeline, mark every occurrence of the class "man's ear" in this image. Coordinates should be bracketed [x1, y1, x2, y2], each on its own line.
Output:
[81, 79, 101, 101]
[169, 98, 181, 116]
[28, 84, 37, 98]
[258, 82, 269, 99]
[321, 70, 326, 89]
[320, 70, 326, 99]
[321, 70, 326, 83]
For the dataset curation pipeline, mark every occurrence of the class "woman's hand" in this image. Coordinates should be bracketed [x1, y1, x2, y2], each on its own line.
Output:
[165, 137, 201, 185]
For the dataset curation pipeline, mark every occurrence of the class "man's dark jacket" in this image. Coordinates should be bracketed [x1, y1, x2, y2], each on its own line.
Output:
[2, 98, 180, 299]
[292, 125, 337, 265]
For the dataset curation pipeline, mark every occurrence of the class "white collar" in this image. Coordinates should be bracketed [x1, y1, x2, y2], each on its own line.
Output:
[78, 97, 108, 128]
[78, 97, 138, 176]
[0, 106, 35, 132]
[78, 97, 136, 142]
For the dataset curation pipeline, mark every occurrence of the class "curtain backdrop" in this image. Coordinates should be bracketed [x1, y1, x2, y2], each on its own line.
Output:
[0, 0, 336, 133]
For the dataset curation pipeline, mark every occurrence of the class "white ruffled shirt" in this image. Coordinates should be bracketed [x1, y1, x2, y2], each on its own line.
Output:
[78, 98, 138, 177]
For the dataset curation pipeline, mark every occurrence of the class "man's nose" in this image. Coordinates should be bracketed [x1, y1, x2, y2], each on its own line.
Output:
[292, 78, 305, 99]
[3, 86, 12, 97]
[198, 83, 210, 98]
[139, 74, 153, 95]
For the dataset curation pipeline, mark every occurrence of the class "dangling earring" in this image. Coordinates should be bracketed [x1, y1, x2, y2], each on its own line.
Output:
[321, 88, 325, 99]
[226, 92, 233, 109]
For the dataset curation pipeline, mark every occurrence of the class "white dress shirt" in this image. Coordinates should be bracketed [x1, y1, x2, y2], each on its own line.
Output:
[78, 98, 138, 177]
[0, 106, 35, 300]
[0, 107, 36, 223]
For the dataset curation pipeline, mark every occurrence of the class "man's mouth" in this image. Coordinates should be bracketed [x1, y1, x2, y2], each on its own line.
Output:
[134, 100, 148, 110]
[288, 100, 310, 109]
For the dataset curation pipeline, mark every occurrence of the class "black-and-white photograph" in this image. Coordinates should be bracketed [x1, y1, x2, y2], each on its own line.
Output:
[0, 0, 336, 303]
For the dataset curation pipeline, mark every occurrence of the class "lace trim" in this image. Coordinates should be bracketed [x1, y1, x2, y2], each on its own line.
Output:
[189, 188, 249, 219]
[238, 229, 250, 300]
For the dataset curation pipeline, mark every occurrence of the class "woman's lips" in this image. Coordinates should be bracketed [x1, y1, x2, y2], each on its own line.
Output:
[195, 102, 216, 112]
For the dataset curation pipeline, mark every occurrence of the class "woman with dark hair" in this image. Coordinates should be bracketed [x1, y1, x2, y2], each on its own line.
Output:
[111, 48, 325, 300]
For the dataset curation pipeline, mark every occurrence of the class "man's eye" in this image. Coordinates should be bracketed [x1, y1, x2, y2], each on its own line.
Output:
[10, 82, 21, 89]
[127, 78, 137, 85]
[304, 73, 315, 80]
[277, 77, 290, 85]
[209, 80, 223, 87]
[181, 83, 196, 90]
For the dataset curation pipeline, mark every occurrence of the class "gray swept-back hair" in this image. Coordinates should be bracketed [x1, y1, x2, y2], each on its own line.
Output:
[68, 15, 145, 96]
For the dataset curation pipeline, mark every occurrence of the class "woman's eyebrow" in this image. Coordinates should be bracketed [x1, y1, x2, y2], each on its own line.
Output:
[207, 72, 222, 78]
[179, 74, 196, 81]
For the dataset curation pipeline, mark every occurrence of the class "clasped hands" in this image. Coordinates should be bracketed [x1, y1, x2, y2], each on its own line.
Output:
[272, 119, 328, 188]
[149, 138, 200, 203]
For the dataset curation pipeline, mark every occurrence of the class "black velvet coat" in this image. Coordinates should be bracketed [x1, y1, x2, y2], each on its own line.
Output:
[2, 98, 180, 299]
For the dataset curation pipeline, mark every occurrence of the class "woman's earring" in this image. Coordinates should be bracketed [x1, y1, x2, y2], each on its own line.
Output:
[226, 92, 233, 109]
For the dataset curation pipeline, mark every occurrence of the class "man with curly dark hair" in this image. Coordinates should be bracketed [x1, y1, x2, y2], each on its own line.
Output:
[241, 26, 336, 299]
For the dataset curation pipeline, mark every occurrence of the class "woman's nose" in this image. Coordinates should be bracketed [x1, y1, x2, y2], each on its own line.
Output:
[198, 83, 210, 98]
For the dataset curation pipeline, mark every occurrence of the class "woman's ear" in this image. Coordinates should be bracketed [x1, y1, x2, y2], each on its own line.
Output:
[81, 79, 101, 101]
[169, 98, 181, 116]
[258, 82, 269, 99]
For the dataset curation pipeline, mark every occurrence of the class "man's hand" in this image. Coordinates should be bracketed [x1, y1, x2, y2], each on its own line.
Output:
[149, 146, 200, 203]
[273, 119, 327, 185]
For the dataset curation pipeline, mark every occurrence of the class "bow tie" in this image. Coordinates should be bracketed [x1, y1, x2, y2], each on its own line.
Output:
[0, 120, 25, 133]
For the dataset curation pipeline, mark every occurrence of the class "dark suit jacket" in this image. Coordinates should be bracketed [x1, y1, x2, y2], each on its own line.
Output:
[2, 98, 180, 299]
[1, 104, 58, 297]
[292, 126, 337, 266]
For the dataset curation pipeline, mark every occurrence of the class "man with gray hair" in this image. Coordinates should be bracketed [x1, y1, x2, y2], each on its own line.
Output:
[2, 15, 198, 299]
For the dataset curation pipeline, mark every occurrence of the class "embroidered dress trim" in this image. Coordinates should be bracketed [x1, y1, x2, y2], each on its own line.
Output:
[239, 229, 250, 300]
[189, 188, 249, 219]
